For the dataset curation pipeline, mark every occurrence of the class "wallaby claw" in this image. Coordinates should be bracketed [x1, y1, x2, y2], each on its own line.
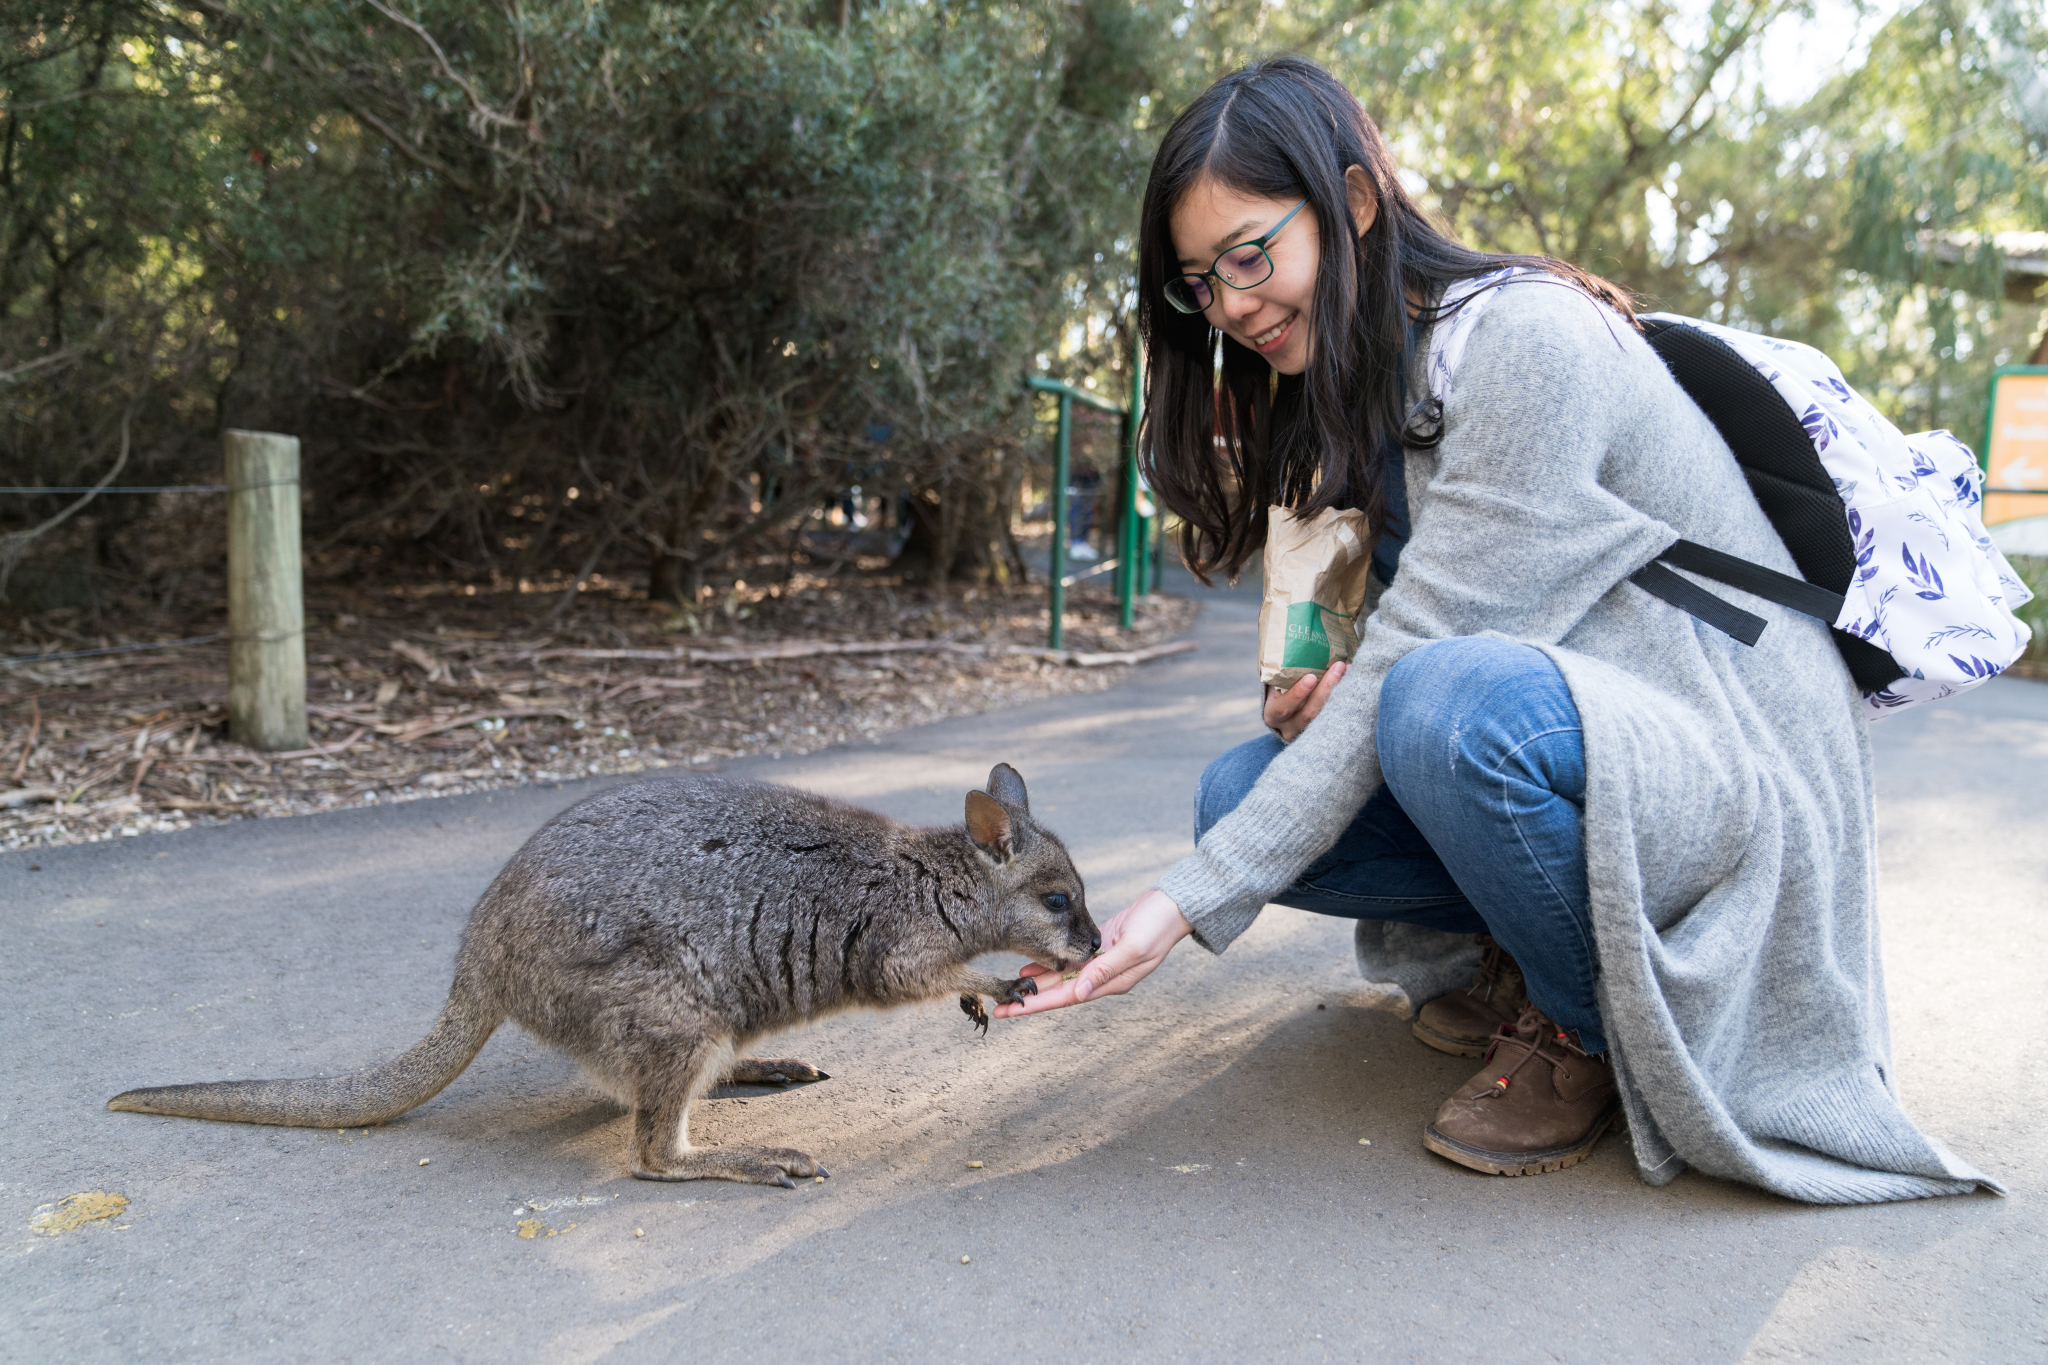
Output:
[995, 976, 1036, 1007]
[960, 993, 990, 1035]
[776, 1173, 798, 1189]
[814, 1164, 830, 1179]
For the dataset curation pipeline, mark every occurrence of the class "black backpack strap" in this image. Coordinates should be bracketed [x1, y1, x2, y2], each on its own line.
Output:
[1657, 540, 1846, 622]
[1629, 539, 1848, 647]
[1630, 559, 1767, 645]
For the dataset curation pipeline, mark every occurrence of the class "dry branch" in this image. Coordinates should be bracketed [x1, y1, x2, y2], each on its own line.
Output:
[1007, 640, 1200, 668]
[518, 637, 1199, 668]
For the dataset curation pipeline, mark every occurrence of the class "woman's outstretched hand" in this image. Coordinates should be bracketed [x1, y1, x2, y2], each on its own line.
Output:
[1263, 659, 1348, 743]
[993, 888, 1193, 1017]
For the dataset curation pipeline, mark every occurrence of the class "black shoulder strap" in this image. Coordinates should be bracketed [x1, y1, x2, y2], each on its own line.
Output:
[1629, 558, 1767, 646]
[1629, 542, 1902, 690]
[1655, 539, 1846, 621]
[1629, 538, 1845, 645]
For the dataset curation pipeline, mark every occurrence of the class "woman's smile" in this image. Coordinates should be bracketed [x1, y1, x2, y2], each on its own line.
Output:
[1247, 312, 1297, 354]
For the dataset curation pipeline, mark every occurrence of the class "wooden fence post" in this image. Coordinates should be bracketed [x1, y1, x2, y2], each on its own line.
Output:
[225, 430, 307, 751]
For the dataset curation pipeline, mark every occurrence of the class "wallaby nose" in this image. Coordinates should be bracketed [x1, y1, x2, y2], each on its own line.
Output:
[1090, 930, 1102, 954]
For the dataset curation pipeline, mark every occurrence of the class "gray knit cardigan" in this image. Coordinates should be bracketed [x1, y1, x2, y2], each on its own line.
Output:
[1155, 281, 2000, 1204]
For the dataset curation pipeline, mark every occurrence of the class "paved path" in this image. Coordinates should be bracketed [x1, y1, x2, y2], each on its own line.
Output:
[5, 571, 2043, 1363]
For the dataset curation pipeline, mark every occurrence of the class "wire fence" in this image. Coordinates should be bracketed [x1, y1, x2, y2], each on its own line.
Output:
[2, 634, 227, 667]
[0, 486, 230, 494]
[2, 482, 236, 668]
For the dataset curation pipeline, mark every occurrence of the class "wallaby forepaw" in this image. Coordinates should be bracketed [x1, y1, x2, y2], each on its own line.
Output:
[960, 993, 990, 1035]
[999, 976, 1037, 1005]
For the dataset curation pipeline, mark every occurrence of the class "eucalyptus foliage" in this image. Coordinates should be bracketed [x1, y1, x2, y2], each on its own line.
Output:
[2, 0, 2042, 613]
[2, 0, 1153, 605]
[1154, 0, 2045, 443]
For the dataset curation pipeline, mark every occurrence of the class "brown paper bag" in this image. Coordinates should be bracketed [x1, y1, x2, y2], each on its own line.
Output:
[1258, 506, 1373, 690]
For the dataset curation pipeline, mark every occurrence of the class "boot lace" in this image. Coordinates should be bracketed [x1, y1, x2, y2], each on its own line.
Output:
[1463, 935, 1516, 1005]
[1472, 1004, 1590, 1099]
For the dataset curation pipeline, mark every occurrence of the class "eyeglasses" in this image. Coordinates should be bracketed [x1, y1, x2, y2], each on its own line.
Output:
[1163, 200, 1308, 314]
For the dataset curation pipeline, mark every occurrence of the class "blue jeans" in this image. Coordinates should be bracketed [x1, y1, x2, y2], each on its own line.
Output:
[1196, 637, 1605, 1052]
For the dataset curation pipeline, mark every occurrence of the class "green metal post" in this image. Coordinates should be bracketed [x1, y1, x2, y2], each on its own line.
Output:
[1150, 507, 1163, 592]
[1027, 372, 1127, 645]
[1049, 392, 1071, 649]
[1118, 348, 1143, 629]
[1116, 421, 1134, 630]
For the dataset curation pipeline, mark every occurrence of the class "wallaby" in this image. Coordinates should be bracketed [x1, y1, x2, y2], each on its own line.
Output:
[108, 763, 1097, 1188]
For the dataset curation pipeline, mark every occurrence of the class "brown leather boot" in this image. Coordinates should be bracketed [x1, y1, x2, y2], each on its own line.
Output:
[1423, 1005, 1620, 1176]
[1412, 935, 1528, 1057]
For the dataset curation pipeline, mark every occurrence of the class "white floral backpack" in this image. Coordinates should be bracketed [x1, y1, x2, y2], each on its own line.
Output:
[1417, 270, 2035, 719]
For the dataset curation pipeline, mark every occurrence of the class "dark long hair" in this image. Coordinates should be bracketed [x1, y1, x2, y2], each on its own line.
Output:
[1138, 56, 1634, 581]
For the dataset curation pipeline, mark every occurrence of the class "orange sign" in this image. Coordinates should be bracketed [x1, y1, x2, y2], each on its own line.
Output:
[1984, 368, 2048, 528]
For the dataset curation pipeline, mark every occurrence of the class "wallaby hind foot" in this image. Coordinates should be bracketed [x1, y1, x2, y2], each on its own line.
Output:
[631, 1063, 827, 1188]
[634, 1145, 827, 1188]
[724, 1058, 830, 1086]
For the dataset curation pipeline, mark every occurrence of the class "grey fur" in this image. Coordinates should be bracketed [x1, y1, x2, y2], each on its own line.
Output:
[108, 764, 1097, 1188]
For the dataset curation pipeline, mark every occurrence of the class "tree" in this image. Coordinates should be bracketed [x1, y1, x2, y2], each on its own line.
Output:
[1141, 0, 2046, 445]
[2, 0, 1159, 612]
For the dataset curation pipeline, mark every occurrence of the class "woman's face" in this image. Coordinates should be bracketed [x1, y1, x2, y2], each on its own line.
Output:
[1168, 176, 1322, 376]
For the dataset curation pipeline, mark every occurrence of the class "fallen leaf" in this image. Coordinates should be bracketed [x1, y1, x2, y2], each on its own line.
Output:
[30, 1191, 128, 1236]
[516, 1218, 577, 1239]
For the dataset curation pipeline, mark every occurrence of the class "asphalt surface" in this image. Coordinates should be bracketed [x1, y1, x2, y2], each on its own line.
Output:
[5, 568, 2043, 1363]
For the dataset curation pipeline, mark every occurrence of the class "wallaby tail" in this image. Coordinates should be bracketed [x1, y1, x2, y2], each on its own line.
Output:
[107, 985, 501, 1129]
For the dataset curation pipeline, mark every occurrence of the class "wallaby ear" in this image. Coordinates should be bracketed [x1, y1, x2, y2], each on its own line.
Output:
[986, 763, 1029, 813]
[965, 789, 1014, 863]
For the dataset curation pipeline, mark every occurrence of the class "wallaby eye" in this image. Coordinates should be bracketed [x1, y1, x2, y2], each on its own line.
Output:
[1042, 893, 1070, 913]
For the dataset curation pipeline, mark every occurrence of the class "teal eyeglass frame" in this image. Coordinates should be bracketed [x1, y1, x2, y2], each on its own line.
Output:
[1164, 199, 1309, 314]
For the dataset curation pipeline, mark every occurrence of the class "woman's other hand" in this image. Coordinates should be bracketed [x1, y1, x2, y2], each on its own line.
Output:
[992, 888, 1193, 1017]
[1263, 659, 1348, 742]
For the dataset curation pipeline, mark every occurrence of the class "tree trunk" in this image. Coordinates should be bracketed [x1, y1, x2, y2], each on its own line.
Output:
[891, 451, 1013, 584]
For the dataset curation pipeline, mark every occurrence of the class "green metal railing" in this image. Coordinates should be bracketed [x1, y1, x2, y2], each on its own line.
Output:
[1025, 354, 1161, 648]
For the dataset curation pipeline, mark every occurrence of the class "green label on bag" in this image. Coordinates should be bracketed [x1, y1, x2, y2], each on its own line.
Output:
[1282, 601, 1332, 669]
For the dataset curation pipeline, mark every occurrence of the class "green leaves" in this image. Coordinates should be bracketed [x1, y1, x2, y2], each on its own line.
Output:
[8, 0, 2039, 597]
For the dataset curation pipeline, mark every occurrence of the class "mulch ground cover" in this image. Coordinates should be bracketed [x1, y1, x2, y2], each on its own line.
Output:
[1, 558, 1196, 851]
